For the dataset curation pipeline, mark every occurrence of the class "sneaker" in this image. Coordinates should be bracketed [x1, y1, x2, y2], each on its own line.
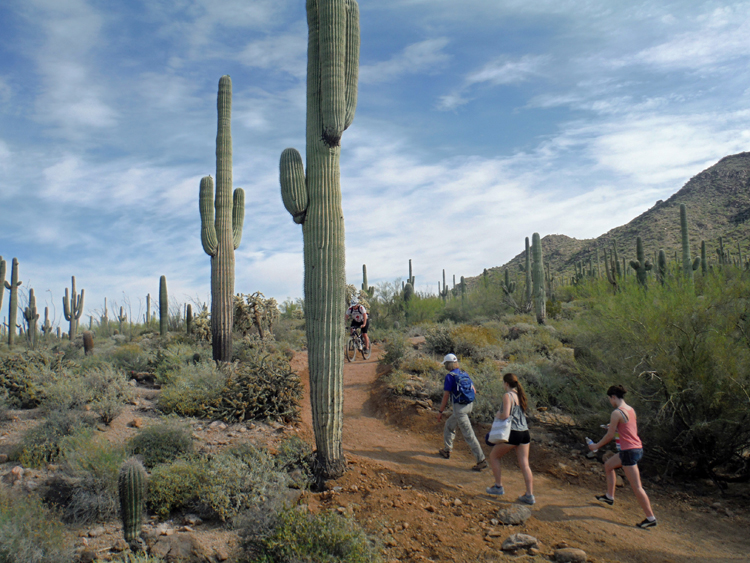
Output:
[595, 494, 614, 506]
[636, 518, 657, 529]
[472, 459, 488, 471]
[517, 493, 536, 505]
[486, 484, 505, 496]
[438, 448, 451, 459]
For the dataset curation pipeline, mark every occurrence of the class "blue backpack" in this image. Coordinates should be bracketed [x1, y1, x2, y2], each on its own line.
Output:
[451, 369, 475, 404]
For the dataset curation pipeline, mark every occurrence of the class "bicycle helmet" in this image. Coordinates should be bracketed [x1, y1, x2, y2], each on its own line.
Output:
[350, 299, 358, 307]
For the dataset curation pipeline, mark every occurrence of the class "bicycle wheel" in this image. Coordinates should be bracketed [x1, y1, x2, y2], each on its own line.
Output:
[361, 341, 371, 360]
[345, 338, 357, 362]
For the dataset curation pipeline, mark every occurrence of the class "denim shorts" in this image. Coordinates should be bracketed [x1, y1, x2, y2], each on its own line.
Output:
[620, 448, 643, 466]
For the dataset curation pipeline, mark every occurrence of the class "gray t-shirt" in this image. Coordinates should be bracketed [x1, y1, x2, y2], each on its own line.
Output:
[508, 393, 528, 432]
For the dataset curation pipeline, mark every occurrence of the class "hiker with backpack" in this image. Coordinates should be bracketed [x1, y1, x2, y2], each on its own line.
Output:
[437, 353, 488, 471]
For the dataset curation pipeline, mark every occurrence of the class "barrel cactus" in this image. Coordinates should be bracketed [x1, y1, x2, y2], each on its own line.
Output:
[200, 76, 245, 362]
[278, 0, 359, 480]
[629, 236, 652, 287]
[5, 258, 22, 346]
[118, 458, 147, 544]
[680, 204, 700, 281]
[531, 233, 546, 324]
[159, 276, 168, 337]
[63, 276, 84, 340]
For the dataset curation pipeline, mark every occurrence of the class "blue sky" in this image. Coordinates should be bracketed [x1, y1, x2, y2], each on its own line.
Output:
[2, 0, 750, 326]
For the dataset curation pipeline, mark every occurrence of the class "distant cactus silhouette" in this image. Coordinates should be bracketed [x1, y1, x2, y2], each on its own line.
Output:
[5, 258, 22, 346]
[159, 276, 168, 337]
[63, 276, 84, 340]
[531, 233, 546, 324]
[629, 237, 652, 287]
[23, 288, 39, 349]
[680, 204, 700, 282]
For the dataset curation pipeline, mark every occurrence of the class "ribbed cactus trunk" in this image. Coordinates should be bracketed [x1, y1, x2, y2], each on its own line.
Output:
[629, 236, 652, 287]
[23, 288, 39, 349]
[531, 233, 546, 324]
[118, 307, 127, 334]
[200, 76, 245, 362]
[146, 294, 151, 324]
[5, 258, 21, 346]
[118, 458, 147, 544]
[279, 0, 359, 481]
[159, 276, 168, 337]
[407, 259, 415, 286]
[0, 257, 5, 320]
[701, 241, 707, 274]
[63, 276, 84, 340]
[186, 304, 193, 335]
[524, 237, 532, 309]
[680, 204, 700, 282]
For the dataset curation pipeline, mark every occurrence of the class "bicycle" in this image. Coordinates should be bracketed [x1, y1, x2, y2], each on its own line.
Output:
[345, 327, 371, 361]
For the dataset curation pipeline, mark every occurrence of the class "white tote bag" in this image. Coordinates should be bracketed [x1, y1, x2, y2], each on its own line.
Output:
[487, 417, 511, 444]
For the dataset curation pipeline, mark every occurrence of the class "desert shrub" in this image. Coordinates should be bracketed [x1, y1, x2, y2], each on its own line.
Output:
[275, 435, 314, 478]
[424, 324, 501, 362]
[0, 489, 75, 563]
[398, 355, 442, 378]
[110, 344, 152, 373]
[86, 366, 132, 424]
[197, 445, 289, 522]
[40, 369, 91, 412]
[0, 351, 74, 409]
[405, 295, 444, 325]
[466, 360, 507, 423]
[18, 410, 93, 468]
[151, 344, 200, 385]
[148, 458, 204, 519]
[239, 507, 382, 563]
[207, 352, 302, 423]
[99, 555, 165, 563]
[157, 362, 226, 417]
[0, 390, 8, 420]
[127, 420, 194, 469]
[379, 333, 407, 368]
[58, 433, 127, 523]
[273, 318, 306, 350]
[503, 328, 562, 363]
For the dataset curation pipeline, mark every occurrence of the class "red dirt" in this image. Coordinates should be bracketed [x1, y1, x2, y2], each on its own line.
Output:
[292, 344, 750, 563]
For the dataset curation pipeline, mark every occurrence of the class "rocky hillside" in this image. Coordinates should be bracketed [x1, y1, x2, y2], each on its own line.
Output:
[479, 151, 750, 283]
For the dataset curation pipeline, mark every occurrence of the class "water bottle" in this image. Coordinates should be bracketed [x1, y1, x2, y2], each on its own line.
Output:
[586, 437, 598, 452]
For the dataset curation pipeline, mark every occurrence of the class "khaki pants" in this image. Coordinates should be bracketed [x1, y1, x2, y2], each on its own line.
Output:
[443, 402, 485, 463]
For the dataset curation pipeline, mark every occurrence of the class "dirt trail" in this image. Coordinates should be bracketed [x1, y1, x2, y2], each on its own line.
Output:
[293, 345, 750, 563]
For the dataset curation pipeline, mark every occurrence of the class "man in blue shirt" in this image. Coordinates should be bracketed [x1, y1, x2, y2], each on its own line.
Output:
[436, 353, 488, 471]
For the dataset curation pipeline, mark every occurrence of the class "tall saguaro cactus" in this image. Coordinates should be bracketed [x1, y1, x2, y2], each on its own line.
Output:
[63, 276, 84, 341]
[200, 76, 245, 362]
[361, 265, 374, 297]
[5, 259, 21, 346]
[407, 259, 415, 287]
[0, 257, 5, 316]
[680, 204, 700, 282]
[159, 276, 168, 337]
[531, 233, 546, 324]
[23, 288, 39, 349]
[523, 237, 532, 310]
[629, 236, 652, 287]
[279, 0, 359, 480]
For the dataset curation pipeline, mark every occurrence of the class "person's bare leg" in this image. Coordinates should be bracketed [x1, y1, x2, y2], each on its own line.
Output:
[604, 454, 622, 499]
[489, 444, 514, 486]
[515, 443, 533, 495]
[623, 465, 654, 518]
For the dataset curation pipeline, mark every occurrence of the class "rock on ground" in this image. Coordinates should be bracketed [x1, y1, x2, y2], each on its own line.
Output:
[495, 504, 533, 525]
[502, 533, 538, 551]
[554, 547, 587, 562]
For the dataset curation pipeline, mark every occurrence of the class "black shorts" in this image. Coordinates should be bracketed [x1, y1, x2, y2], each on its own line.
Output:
[508, 430, 530, 446]
[351, 318, 369, 333]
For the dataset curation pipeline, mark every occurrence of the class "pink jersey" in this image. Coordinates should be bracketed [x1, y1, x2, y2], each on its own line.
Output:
[616, 404, 642, 450]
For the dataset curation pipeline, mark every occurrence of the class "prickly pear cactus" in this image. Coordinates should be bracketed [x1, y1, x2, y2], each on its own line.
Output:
[118, 458, 147, 544]
[629, 236, 652, 287]
[278, 0, 360, 481]
[159, 276, 168, 337]
[63, 276, 84, 341]
[200, 76, 245, 362]
[680, 204, 700, 282]
[531, 233, 546, 324]
[5, 258, 22, 346]
[23, 288, 39, 349]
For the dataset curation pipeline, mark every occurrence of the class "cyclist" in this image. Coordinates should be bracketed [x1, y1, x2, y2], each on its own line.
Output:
[345, 299, 370, 352]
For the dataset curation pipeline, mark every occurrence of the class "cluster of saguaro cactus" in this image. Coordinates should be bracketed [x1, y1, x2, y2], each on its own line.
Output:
[361, 265, 374, 297]
[501, 269, 516, 295]
[118, 458, 147, 545]
[277, 0, 360, 481]
[531, 233, 546, 324]
[629, 236, 652, 287]
[200, 76, 245, 362]
[5, 258, 21, 346]
[23, 288, 39, 349]
[159, 276, 168, 337]
[63, 276, 84, 340]
[438, 269, 449, 300]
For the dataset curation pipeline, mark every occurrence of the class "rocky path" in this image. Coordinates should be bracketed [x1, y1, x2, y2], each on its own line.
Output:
[293, 344, 750, 563]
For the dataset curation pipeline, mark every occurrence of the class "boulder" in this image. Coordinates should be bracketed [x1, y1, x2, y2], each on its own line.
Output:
[495, 504, 532, 525]
[502, 533, 538, 551]
[554, 547, 587, 563]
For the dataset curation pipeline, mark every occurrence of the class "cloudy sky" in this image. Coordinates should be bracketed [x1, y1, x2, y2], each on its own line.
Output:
[2, 0, 750, 326]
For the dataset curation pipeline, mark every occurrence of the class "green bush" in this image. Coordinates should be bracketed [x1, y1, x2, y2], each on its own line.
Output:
[503, 328, 562, 364]
[148, 458, 204, 519]
[127, 420, 194, 469]
[197, 445, 289, 522]
[240, 507, 382, 563]
[275, 435, 314, 484]
[40, 370, 91, 412]
[110, 343, 152, 373]
[0, 351, 73, 409]
[151, 344, 199, 385]
[424, 323, 501, 362]
[157, 362, 226, 417]
[379, 333, 407, 368]
[0, 488, 75, 563]
[18, 410, 93, 468]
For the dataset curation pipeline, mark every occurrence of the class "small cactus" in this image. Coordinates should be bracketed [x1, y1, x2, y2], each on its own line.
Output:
[23, 288, 39, 349]
[159, 276, 168, 337]
[83, 331, 94, 355]
[501, 269, 516, 295]
[63, 276, 84, 341]
[118, 458, 147, 544]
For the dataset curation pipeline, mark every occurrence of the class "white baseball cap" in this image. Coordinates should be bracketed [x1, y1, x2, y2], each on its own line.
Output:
[442, 353, 458, 364]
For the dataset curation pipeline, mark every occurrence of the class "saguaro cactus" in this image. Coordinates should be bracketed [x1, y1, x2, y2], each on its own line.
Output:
[63, 276, 84, 340]
[629, 236, 652, 287]
[118, 458, 147, 544]
[657, 249, 668, 285]
[159, 276, 168, 337]
[118, 307, 127, 334]
[23, 288, 39, 349]
[361, 265, 374, 297]
[680, 204, 700, 282]
[200, 76, 245, 362]
[5, 258, 22, 346]
[501, 269, 516, 295]
[0, 257, 5, 316]
[186, 304, 193, 335]
[523, 237, 532, 309]
[407, 259, 415, 287]
[531, 233, 546, 324]
[701, 241, 707, 274]
[42, 307, 52, 337]
[278, 0, 359, 480]
[146, 294, 151, 324]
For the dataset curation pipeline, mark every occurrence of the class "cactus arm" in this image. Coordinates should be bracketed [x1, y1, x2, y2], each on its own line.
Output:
[199, 176, 218, 256]
[63, 289, 71, 320]
[0, 258, 5, 313]
[692, 257, 701, 271]
[75, 289, 85, 319]
[318, 0, 347, 146]
[343, 0, 360, 130]
[280, 148, 308, 224]
[232, 188, 245, 250]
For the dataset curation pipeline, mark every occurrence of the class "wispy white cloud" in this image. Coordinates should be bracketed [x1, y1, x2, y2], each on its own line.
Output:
[359, 38, 451, 84]
[236, 27, 307, 77]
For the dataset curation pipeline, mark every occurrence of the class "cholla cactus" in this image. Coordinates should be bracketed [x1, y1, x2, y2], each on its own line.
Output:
[234, 292, 280, 339]
[192, 310, 211, 342]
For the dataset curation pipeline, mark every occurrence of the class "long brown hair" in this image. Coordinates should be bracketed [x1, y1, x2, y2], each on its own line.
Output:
[503, 372, 528, 412]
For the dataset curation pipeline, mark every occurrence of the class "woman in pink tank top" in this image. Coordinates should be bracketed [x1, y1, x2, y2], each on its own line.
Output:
[588, 385, 657, 529]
